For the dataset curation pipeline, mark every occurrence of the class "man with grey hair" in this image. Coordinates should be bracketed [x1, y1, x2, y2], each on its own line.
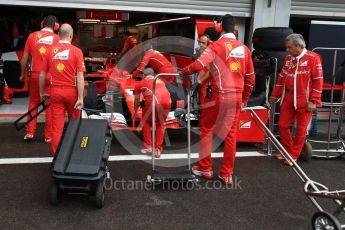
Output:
[39, 23, 85, 156]
[269, 33, 323, 165]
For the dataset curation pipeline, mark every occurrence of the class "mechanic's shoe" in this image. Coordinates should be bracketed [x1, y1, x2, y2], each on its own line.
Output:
[154, 149, 162, 158]
[275, 153, 284, 160]
[24, 134, 34, 142]
[218, 174, 233, 185]
[191, 165, 213, 180]
[141, 147, 152, 154]
[44, 138, 52, 144]
[283, 158, 296, 166]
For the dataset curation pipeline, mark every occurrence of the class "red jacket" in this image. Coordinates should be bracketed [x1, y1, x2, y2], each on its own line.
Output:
[182, 33, 255, 103]
[134, 75, 171, 106]
[24, 28, 59, 72]
[124, 36, 137, 51]
[271, 49, 323, 108]
[132, 49, 175, 78]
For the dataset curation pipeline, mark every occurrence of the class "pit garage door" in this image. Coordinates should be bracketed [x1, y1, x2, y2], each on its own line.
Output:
[291, 0, 345, 18]
[0, 0, 253, 17]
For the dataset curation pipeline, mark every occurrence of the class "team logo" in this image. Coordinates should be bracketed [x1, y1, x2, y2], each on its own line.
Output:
[56, 63, 65, 72]
[240, 121, 251, 129]
[38, 46, 46, 54]
[230, 61, 240, 72]
[37, 33, 42, 39]
[53, 48, 59, 54]
[300, 60, 308, 66]
[225, 42, 233, 60]
[289, 61, 296, 69]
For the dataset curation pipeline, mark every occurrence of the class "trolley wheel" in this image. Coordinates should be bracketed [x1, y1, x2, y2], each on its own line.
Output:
[312, 211, 341, 230]
[300, 141, 312, 161]
[95, 181, 105, 209]
[50, 182, 60, 206]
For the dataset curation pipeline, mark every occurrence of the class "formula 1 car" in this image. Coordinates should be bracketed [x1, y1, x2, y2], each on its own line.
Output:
[83, 55, 197, 131]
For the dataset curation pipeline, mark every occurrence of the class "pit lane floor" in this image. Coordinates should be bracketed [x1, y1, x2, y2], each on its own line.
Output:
[0, 122, 344, 230]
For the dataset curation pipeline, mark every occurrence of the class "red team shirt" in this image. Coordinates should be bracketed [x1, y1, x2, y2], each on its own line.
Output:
[24, 28, 59, 72]
[271, 49, 323, 108]
[182, 33, 255, 103]
[41, 40, 85, 87]
[132, 49, 175, 78]
[134, 76, 171, 105]
[124, 36, 137, 51]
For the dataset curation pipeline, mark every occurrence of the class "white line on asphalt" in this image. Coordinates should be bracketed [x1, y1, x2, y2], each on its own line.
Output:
[0, 151, 265, 165]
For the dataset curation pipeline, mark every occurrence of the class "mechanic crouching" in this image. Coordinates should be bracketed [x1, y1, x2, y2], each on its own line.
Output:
[133, 68, 172, 158]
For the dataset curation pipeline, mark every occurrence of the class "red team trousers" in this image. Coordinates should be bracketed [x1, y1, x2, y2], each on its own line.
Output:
[26, 71, 52, 139]
[141, 101, 171, 151]
[278, 92, 312, 160]
[199, 92, 242, 176]
[50, 86, 80, 156]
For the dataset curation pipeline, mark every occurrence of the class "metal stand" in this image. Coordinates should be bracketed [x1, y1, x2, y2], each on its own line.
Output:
[309, 48, 345, 159]
[250, 108, 345, 230]
[147, 73, 197, 184]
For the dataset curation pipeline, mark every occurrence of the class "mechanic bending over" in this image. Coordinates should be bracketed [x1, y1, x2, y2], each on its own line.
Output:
[131, 42, 177, 85]
[133, 68, 171, 158]
[39, 23, 85, 156]
[181, 14, 255, 185]
[269, 33, 323, 166]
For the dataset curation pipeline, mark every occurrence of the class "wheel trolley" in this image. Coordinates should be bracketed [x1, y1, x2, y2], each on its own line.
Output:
[250, 107, 345, 230]
[146, 73, 198, 184]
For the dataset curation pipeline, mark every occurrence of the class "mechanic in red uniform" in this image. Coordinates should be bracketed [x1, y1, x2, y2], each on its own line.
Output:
[181, 14, 255, 185]
[269, 33, 323, 165]
[39, 23, 85, 156]
[19, 15, 60, 143]
[132, 42, 177, 85]
[133, 68, 171, 158]
[118, 31, 137, 59]
[197, 34, 211, 105]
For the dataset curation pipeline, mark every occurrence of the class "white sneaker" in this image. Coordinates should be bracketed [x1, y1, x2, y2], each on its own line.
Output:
[141, 147, 152, 154]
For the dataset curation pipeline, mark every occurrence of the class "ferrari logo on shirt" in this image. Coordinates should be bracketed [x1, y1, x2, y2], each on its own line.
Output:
[289, 60, 296, 69]
[38, 46, 47, 54]
[37, 36, 54, 45]
[225, 43, 233, 60]
[37, 33, 42, 39]
[56, 62, 65, 72]
[53, 49, 70, 60]
[230, 61, 240, 72]
[53, 48, 59, 54]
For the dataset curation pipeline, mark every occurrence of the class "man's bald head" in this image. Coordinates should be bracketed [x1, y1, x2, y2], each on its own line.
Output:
[59, 23, 73, 41]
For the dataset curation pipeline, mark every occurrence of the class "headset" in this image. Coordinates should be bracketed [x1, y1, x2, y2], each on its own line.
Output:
[40, 16, 59, 31]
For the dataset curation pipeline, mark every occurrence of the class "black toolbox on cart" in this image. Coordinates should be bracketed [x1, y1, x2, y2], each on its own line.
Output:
[51, 118, 112, 208]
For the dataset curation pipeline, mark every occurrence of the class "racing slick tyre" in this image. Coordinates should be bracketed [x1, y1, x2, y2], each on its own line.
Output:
[299, 141, 312, 161]
[95, 181, 105, 209]
[264, 50, 289, 71]
[50, 181, 60, 206]
[312, 211, 341, 230]
[253, 27, 293, 51]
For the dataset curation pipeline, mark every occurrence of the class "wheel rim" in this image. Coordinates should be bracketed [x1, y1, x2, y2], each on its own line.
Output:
[314, 216, 336, 230]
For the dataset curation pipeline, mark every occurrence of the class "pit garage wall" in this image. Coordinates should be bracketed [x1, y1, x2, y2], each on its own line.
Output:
[291, 0, 345, 18]
[0, 0, 253, 17]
